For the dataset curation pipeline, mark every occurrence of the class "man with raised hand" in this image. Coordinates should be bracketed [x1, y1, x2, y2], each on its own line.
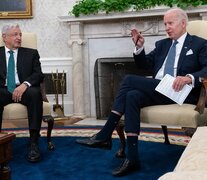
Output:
[76, 8, 207, 176]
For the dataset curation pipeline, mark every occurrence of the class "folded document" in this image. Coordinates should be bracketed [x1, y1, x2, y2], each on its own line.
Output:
[155, 74, 192, 105]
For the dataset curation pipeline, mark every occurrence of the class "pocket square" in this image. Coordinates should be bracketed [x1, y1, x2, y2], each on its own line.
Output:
[186, 49, 193, 56]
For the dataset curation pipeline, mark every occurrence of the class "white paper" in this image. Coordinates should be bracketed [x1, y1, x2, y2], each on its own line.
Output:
[155, 74, 192, 105]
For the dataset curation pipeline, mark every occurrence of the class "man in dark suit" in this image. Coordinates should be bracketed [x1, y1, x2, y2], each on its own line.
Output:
[76, 8, 207, 176]
[0, 23, 44, 162]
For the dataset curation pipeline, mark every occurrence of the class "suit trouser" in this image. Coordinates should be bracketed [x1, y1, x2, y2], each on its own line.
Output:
[112, 75, 194, 134]
[0, 86, 43, 131]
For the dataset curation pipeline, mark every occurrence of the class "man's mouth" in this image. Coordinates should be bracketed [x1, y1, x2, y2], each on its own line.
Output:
[167, 32, 172, 36]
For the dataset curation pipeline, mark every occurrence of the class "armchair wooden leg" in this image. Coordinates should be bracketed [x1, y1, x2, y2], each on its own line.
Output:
[182, 127, 197, 137]
[115, 120, 126, 158]
[161, 125, 170, 144]
[42, 115, 55, 150]
[0, 164, 11, 180]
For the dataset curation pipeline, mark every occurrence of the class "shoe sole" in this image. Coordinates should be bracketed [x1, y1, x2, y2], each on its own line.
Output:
[76, 140, 112, 150]
[27, 156, 41, 163]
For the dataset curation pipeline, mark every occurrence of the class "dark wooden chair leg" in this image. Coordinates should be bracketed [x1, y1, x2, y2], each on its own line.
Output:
[0, 164, 11, 180]
[115, 120, 126, 158]
[42, 115, 55, 150]
[182, 127, 197, 137]
[161, 125, 170, 144]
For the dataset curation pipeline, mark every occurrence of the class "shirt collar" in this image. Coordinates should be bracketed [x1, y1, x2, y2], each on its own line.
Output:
[5, 46, 18, 54]
[176, 32, 187, 45]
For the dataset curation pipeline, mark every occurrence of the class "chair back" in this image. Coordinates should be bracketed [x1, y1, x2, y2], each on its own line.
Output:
[187, 20, 207, 39]
[0, 32, 37, 49]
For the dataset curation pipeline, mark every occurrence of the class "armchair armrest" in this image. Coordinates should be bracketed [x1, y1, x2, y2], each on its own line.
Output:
[40, 81, 49, 102]
[194, 78, 207, 114]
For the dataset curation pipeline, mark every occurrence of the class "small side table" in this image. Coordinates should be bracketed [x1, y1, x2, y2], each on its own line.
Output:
[0, 133, 16, 180]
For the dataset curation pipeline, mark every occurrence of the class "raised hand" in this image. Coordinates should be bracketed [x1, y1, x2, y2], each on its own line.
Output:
[131, 29, 144, 48]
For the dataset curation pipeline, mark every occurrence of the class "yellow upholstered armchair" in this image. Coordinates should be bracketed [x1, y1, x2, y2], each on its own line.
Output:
[116, 20, 207, 157]
[0, 33, 55, 150]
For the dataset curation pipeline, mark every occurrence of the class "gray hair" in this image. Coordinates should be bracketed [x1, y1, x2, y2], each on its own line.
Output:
[165, 8, 188, 23]
[1, 23, 20, 35]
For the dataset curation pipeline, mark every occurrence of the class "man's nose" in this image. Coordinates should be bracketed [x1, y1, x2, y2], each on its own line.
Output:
[17, 34, 21, 39]
[165, 25, 170, 31]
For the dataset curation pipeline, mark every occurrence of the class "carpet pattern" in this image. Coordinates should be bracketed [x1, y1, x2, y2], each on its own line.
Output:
[3, 126, 191, 146]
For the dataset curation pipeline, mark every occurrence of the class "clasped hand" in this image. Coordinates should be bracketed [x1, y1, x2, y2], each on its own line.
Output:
[172, 76, 192, 92]
[12, 83, 27, 102]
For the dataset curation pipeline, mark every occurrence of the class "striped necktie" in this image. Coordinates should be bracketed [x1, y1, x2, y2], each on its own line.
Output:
[7, 50, 16, 93]
[163, 40, 178, 76]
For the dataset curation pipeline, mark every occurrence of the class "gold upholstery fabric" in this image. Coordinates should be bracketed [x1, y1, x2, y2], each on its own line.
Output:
[187, 20, 207, 39]
[3, 102, 51, 120]
[141, 104, 207, 127]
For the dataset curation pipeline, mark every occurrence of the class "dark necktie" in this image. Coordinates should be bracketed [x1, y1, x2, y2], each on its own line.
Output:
[163, 40, 178, 76]
[7, 50, 16, 93]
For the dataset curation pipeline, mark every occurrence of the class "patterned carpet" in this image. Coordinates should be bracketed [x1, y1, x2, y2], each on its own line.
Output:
[3, 125, 191, 146]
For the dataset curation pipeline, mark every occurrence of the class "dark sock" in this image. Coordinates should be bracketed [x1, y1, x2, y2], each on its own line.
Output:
[95, 112, 121, 140]
[127, 136, 139, 164]
[29, 129, 40, 144]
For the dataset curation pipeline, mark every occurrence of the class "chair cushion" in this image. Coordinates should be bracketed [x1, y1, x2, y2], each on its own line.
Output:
[3, 102, 51, 120]
[140, 104, 207, 127]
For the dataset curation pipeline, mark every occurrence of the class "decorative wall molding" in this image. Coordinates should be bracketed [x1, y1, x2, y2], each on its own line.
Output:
[68, 39, 85, 47]
[59, 5, 207, 23]
[40, 57, 72, 68]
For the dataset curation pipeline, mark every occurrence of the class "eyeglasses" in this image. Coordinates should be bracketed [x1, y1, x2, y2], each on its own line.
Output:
[6, 32, 22, 38]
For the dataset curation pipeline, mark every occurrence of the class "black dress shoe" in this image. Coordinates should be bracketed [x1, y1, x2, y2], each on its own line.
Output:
[112, 158, 139, 177]
[27, 142, 41, 162]
[76, 135, 112, 150]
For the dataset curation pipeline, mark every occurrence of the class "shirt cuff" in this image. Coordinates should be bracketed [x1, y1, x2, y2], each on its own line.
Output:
[186, 74, 194, 87]
[133, 46, 144, 55]
[23, 81, 31, 87]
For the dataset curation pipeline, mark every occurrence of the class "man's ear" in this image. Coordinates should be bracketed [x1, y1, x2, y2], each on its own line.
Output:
[182, 19, 187, 28]
[2, 34, 6, 43]
[2, 34, 6, 39]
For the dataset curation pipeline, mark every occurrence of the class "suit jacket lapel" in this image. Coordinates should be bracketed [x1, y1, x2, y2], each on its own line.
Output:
[177, 34, 192, 72]
[155, 39, 172, 75]
[161, 39, 172, 64]
[17, 47, 24, 72]
[0, 47, 7, 77]
[16, 47, 25, 82]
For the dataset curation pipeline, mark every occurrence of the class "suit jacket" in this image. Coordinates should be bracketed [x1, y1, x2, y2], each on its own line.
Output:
[134, 33, 207, 102]
[134, 33, 207, 87]
[0, 46, 44, 87]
